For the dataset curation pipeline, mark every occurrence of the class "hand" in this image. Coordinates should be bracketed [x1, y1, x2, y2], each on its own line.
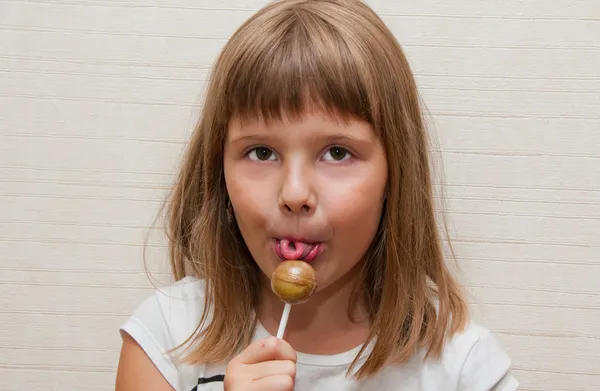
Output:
[224, 336, 297, 391]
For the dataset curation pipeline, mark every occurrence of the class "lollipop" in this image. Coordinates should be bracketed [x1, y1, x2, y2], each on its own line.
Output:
[271, 260, 317, 338]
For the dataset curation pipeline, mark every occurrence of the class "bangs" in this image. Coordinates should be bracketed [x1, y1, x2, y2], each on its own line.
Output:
[221, 8, 375, 125]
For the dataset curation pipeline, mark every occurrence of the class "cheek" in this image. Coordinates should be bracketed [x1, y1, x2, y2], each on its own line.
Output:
[328, 190, 383, 231]
[225, 170, 274, 236]
[323, 176, 386, 249]
[322, 158, 387, 224]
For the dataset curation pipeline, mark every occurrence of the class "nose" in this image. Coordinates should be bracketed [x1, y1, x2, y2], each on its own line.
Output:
[279, 163, 316, 216]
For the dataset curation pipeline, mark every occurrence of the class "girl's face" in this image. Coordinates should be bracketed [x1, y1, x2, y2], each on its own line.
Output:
[224, 110, 388, 294]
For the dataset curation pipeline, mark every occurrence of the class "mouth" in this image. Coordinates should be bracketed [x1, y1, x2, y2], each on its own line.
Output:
[273, 238, 324, 263]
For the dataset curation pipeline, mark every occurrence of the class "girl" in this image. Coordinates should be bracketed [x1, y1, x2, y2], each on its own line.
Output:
[116, 0, 518, 390]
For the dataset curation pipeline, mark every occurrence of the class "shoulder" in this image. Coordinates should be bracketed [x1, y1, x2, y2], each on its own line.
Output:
[123, 276, 207, 343]
[139, 276, 206, 322]
[119, 276, 208, 391]
[435, 321, 519, 390]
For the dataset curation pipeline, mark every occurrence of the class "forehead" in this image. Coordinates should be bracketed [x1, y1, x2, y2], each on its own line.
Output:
[226, 109, 376, 143]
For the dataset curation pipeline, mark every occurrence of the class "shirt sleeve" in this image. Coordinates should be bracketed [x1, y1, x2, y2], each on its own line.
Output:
[458, 328, 519, 391]
[120, 288, 181, 390]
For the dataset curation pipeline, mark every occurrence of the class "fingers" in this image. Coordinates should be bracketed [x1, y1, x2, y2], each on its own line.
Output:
[224, 337, 297, 391]
[250, 360, 296, 381]
[251, 374, 294, 391]
[234, 337, 297, 365]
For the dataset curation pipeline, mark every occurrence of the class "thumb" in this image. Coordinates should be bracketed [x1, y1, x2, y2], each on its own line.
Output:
[234, 337, 297, 365]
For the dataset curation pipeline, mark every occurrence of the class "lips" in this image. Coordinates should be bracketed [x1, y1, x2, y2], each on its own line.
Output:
[274, 238, 323, 263]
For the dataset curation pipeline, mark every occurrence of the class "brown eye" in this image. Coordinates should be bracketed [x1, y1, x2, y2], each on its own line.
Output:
[248, 147, 275, 161]
[324, 146, 350, 161]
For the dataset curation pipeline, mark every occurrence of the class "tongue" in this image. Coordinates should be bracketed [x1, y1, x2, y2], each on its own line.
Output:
[279, 239, 315, 260]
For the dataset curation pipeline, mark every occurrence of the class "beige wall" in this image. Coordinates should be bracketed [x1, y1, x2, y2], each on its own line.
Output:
[1, 1, 599, 390]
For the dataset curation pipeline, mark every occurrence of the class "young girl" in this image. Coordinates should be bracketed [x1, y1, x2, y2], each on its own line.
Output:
[115, 1, 518, 390]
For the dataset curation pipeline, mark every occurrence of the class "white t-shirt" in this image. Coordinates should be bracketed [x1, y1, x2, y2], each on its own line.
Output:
[120, 277, 519, 391]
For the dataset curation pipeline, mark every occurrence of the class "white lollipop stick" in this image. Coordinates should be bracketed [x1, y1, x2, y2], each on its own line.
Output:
[276, 303, 292, 339]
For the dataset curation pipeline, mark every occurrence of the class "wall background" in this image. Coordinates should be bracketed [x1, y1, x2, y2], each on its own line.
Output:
[1, 1, 599, 390]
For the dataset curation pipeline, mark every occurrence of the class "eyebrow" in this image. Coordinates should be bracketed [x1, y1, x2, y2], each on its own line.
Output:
[228, 133, 372, 145]
[228, 134, 272, 144]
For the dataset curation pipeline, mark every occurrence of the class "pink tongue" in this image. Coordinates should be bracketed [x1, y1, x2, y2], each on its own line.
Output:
[279, 239, 314, 260]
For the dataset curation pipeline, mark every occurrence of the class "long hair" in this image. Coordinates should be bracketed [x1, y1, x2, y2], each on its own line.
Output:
[164, 0, 469, 379]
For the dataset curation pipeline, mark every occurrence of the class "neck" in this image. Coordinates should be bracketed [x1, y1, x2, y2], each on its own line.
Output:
[256, 263, 371, 355]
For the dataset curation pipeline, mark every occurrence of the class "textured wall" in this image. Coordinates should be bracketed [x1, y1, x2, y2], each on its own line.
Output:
[1, 1, 599, 390]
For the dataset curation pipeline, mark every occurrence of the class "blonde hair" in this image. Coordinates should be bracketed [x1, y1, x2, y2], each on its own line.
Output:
[164, 0, 469, 379]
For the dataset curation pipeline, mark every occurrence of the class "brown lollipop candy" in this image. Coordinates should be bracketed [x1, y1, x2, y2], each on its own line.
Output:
[271, 260, 317, 338]
[271, 260, 317, 304]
